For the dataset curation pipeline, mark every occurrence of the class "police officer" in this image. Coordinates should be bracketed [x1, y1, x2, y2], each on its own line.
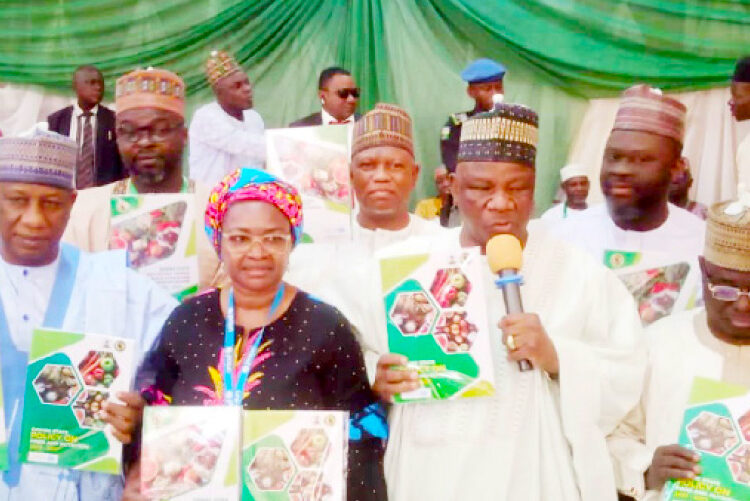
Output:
[440, 58, 506, 173]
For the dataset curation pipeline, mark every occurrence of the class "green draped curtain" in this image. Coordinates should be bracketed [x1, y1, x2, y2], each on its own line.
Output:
[2, 0, 749, 210]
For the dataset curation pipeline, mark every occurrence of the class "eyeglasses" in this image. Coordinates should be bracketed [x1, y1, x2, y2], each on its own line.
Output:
[707, 283, 750, 302]
[331, 88, 360, 99]
[222, 232, 292, 255]
[116, 122, 183, 143]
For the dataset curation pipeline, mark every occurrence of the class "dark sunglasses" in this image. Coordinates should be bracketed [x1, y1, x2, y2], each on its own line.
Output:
[334, 88, 360, 99]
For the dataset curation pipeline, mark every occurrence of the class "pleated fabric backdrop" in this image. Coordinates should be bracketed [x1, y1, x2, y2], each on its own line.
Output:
[2, 0, 749, 209]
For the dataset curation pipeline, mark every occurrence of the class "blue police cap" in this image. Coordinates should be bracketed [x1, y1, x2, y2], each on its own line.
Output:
[460, 58, 506, 84]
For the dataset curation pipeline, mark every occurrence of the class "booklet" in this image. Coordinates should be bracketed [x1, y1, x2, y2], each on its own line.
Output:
[603, 250, 701, 325]
[378, 247, 495, 403]
[18, 328, 135, 474]
[141, 406, 242, 501]
[109, 193, 199, 301]
[265, 125, 353, 243]
[663, 377, 750, 500]
[242, 410, 348, 501]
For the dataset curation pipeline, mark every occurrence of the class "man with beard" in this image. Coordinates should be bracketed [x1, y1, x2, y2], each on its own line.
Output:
[47, 65, 124, 188]
[189, 51, 266, 186]
[557, 85, 704, 270]
[289, 67, 361, 126]
[63, 68, 220, 292]
[540, 163, 590, 221]
[608, 191, 750, 500]
[364, 103, 644, 500]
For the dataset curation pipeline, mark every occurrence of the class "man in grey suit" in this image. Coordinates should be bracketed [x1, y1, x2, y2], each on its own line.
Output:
[47, 65, 125, 188]
[290, 67, 361, 127]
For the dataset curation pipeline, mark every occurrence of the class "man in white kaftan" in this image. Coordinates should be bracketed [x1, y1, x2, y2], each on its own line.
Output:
[0, 130, 177, 500]
[608, 194, 750, 500]
[370, 103, 645, 501]
[189, 51, 265, 186]
[556, 85, 705, 265]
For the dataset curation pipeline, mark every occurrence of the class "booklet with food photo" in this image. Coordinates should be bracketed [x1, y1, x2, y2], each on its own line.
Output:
[378, 247, 495, 403]
[265, 125, 352, 243]
[141, 406, 242, 501]
[603, 250, 701, 325]
[663, 377, 750, 501]
[18, 328, 135, 474]
[241, 410, 348, 501]
[109, 193, 199, 301]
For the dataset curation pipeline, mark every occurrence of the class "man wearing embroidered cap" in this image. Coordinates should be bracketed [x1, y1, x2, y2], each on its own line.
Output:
[0, 128, 176, 499]
[284, 104, 446, 382]
[540, 163, 590, 221]
[189, 50, 266, 186]
[63, 67, 221, 294]
[374, 103, 644, 501]
[609, 189, 750, 500]
[556, 85, 705, 323]
[440, 58, 506, 174]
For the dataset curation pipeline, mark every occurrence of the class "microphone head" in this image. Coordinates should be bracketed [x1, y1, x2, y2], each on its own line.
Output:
[486, 234, 523, 273]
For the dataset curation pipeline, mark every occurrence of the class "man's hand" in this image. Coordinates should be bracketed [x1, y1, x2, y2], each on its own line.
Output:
[102, 391, 145, 444]
[645, 444, 701, 491]
[372, 353, 419, 403]
[499, 313, 559, 376]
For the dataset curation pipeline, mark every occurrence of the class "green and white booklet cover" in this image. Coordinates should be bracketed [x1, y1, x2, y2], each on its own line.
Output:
[603, 249, 701, 326]
[663, 377, 750, 500]
[242, 410, 348, 501]
[109, 193, 199, 301]
[379, 247, 495, 403]
[19, 328, 135, 474]
[141, 406, 242, 501]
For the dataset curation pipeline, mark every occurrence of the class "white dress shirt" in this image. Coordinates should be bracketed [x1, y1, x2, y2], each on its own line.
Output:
[321, 108, 354, 125]
[69, 103, 98, 151]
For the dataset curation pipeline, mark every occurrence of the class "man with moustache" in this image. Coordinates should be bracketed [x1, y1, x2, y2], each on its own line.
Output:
[557, 85, 705, 269]
[609, 192, 750, 500]
[0, 128, 176, 499]
[63, 68, 220, 292]
[366, 103, 645, 500]
[189, 51, 266, 186]
[47, 65, 124, 188]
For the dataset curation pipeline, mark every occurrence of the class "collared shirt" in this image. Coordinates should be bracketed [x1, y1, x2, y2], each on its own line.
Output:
[321, 108, 354, 125]
[69, 103, 98, 151]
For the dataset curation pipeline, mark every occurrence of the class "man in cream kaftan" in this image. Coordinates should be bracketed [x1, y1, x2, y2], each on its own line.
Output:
[608, 194, 750, 500]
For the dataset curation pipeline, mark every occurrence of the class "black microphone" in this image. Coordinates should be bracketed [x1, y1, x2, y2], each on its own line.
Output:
[486, 234, 532, 372]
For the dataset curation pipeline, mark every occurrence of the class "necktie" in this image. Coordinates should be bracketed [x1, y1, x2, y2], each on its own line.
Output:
[76, 112, 95, 189]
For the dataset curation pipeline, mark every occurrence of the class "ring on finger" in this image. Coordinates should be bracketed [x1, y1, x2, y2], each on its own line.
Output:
[506, 334, 517, 351]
